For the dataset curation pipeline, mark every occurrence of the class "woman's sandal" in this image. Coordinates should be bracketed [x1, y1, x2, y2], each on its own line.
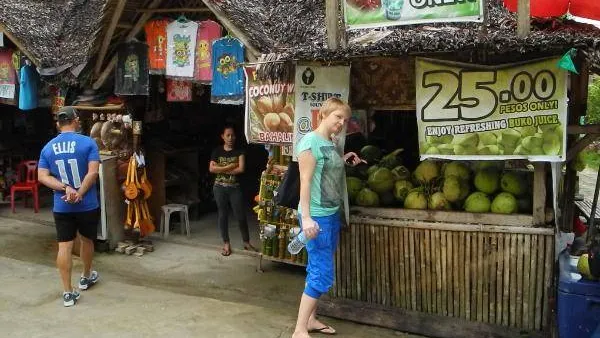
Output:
[308, 326, 336, 335]
[221, 246, 232, 256]
[243, 244, 258, 252]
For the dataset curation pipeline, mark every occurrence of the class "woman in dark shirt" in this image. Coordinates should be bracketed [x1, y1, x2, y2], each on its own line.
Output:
[209, 125, 256, 256]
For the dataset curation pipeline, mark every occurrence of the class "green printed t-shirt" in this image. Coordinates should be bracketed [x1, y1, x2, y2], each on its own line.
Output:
[296, 132, 345, 217]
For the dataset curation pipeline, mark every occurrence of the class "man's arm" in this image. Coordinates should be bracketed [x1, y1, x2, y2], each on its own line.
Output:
[77, 161, 100, 197]
[38, 168, 67, 191]
[38, 168, 78, 201]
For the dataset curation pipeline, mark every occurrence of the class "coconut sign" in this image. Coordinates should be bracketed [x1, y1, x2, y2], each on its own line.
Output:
[344, 0, 483, 30]
[244, 65, 295, 145]
[416, 57, 568, 162]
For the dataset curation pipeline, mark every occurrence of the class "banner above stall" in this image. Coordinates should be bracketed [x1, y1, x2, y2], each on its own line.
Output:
[244, 65, 295, 145]
[416, 57, 568, 162]
[343, 0, 483, 30]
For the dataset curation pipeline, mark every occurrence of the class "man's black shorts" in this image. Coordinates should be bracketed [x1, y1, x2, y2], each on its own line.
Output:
[54, 209, 100, 242]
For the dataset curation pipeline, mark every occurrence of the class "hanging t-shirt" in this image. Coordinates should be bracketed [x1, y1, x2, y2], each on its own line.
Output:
[166, 20, 198, 79]
[194, 20, 222, 83]
[211, 37, 245, 105]
[166, 79, 192, 102]
[115, 41, 150, 96]
[144, 19, 170, 74]
[0, 49, 17, 99]
[19, 63, 38, 110]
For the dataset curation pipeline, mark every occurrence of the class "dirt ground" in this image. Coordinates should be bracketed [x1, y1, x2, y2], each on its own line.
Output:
[0, 216, 424, 338]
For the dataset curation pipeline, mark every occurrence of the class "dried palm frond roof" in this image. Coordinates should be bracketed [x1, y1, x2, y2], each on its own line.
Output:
[0, 0, 108, 71]
[214, 0, 600, 68]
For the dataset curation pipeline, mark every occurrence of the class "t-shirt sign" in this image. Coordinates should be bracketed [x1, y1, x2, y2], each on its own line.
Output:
[145, 19, 170, 74]
[115, 41, 150, 96]
[39, 132, 101, 213]
[210, 147, 244, 186]
[195, 20, 222, 83]
[166, 20, 199, 79]
[295, 131, 345, 217]
[211, 37, 245, 105]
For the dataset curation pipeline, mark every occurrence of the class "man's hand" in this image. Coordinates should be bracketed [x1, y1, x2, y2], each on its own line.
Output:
[302, 216, 320, 240]
[343, 152, 366, 167]
[61, 186, 81, 204]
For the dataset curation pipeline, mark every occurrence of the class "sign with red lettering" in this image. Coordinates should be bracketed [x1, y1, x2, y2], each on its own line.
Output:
[293, 65, 351, 159]
[244, 65, 295, 145]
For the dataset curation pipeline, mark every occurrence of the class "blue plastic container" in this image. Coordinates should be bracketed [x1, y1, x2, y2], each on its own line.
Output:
[558, 278, 600, 338]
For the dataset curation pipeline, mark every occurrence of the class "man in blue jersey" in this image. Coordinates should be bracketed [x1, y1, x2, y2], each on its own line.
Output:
[38, 107, 101, 307]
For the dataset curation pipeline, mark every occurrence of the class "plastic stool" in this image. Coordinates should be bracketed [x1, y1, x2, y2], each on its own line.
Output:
[160, 204, 190, 238]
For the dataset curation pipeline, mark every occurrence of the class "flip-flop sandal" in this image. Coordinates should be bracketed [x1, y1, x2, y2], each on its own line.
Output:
[221, 247, 231, 256]
[308, 326, 336, 335]
[244, 244, 258, 252]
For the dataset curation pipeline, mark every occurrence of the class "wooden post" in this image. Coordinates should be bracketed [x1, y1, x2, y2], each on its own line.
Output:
[533, 163, 547, 226]
[200, 0, 261, 58]
[94, 0, 127, 76]
[325, 0, 341, 50]
[561, 54, 589, 231]
[517, 0, 530, 37]
[0, 23, 41, 68]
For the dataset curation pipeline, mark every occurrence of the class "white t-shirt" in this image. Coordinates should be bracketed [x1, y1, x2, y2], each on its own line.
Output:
[166, 21, 199, 78]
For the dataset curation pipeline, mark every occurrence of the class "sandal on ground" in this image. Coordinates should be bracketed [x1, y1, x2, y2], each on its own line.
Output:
[221, 246, 231, 256]
[308, 326, 336, 335]
[243, 244, 258, 252]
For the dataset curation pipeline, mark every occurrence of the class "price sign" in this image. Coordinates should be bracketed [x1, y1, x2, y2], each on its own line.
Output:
[416, 57, 567, 162]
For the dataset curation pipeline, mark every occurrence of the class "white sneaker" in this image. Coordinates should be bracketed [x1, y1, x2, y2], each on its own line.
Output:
[78, 271, 99, 290]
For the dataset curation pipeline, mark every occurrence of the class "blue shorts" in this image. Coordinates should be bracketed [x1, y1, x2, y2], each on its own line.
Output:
[299, 213, 341, 299]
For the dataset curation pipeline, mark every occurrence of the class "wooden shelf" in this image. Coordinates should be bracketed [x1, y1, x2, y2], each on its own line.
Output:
[260, 254, 306, 267]
[70, 104, 124, 111]
[350, 206, 553, 227]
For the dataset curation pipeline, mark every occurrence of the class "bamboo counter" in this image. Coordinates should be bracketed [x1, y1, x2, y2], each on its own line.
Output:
[318, 209, 554, 338]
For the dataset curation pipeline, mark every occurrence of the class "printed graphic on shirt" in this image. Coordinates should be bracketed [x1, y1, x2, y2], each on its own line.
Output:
[197, 40, 210, 62]
[214, 155, 239, 185]
[124, 54, 139, 82]
[145, 19, 169, 73]
[166, 79, 192, 102]
[172, 34, 192, 67]
[319, 145, 344, 208]
[216, 54, 238, 76]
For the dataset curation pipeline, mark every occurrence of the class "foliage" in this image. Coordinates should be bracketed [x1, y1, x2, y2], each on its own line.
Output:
[585, 78, 600, 125]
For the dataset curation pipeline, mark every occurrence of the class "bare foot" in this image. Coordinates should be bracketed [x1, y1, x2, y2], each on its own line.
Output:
[292, 331, 311, 338]
[221, 243, 231, 256]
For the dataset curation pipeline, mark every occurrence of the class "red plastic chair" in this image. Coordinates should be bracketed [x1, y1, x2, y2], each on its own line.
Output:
[10, 160, 39, 213]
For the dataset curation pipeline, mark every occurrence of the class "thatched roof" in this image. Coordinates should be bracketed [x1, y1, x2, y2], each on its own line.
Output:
[214, 0, 600, 68]
[0, 0, 108, 71]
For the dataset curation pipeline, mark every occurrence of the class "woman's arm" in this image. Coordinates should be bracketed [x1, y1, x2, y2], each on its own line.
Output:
[298, 150, 319, 239]
[209, 161, 237, 173]
[225, 155, 245, 175]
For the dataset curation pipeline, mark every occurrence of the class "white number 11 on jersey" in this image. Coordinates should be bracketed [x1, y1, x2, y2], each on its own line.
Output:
[55, 159, 82, 188]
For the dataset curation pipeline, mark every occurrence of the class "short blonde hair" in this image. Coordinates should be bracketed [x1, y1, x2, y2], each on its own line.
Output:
[319, 97, 351, 119]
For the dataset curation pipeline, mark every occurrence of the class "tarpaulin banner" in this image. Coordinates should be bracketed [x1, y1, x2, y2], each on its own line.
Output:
[344, 0, 483, 30]
[416, 57, 568, 162]
[293, 65, 351, 158]
[244, 65, 295, 145]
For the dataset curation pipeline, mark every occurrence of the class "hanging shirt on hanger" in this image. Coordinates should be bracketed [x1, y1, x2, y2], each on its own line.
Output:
[19, 62, 38, 110]
[211, 37, 245, 105]
[145, 19, 170, 74]
[115, 41, 150, 96]
[166, 79, 193, 102]
[166, 20, 198, 79]
[0, 49, 17, 100]
[194, 20, 222, 83]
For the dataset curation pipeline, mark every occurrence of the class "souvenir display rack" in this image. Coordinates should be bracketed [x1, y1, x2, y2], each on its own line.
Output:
[255, 146, 307, 271]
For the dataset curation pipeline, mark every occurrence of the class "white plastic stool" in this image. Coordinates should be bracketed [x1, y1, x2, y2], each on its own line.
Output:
[160, 204, 190, 238]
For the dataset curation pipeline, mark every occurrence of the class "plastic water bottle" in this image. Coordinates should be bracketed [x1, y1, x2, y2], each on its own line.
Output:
[288, 224, 319, 254]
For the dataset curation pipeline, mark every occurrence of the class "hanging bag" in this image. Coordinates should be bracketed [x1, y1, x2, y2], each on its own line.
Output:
[273, 160, 300, 209]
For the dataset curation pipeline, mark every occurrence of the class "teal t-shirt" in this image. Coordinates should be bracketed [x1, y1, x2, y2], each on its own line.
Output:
[296, 132, 345, 217]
